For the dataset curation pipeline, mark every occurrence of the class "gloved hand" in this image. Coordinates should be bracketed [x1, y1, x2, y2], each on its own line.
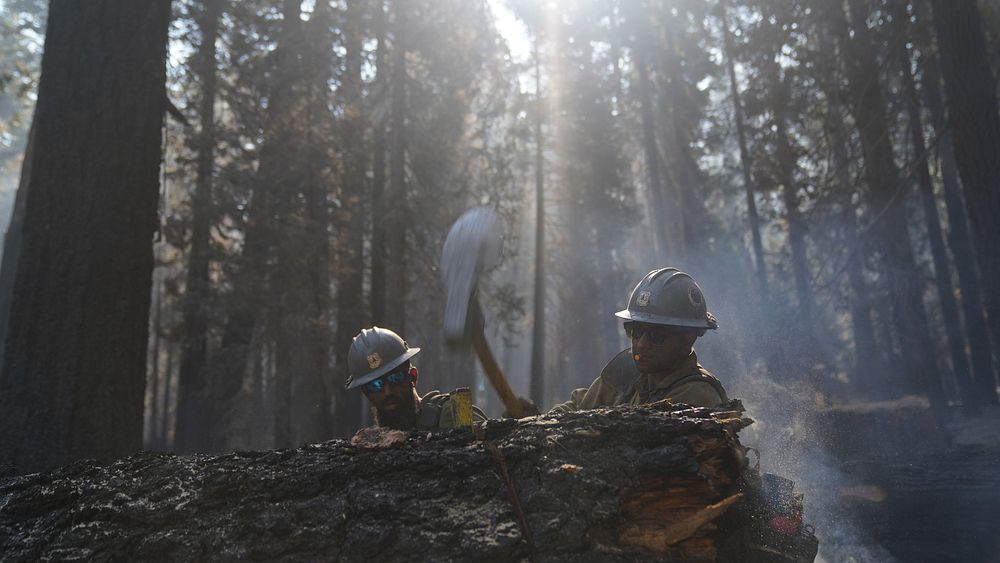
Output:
[503, 396, 541, 418]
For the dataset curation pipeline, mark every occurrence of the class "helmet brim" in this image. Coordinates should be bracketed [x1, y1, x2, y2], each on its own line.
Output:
[614, 309, 718, 329]
[346, 346, 421, 390]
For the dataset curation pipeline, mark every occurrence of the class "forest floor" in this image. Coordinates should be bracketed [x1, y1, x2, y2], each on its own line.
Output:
[808, 400, 1000, 562]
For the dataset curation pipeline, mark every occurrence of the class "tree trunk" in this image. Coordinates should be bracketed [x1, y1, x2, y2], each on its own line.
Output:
[0, 402, 820, 563]
[385, 1, 409, 333]
[0, 0, 171, 475]
[918, 40, 998, 405]
[628, 5, 674, 260]
[813, 4, 887, 393]
[333, 0, 369, 438]
[162, 340, 176, 450]
[720, 0, 768, 309]
[896, 12, 978, 410]
[0, 118, 34, 381]
[768, 53, 815, 346]
[175, 0, 223, 454]
[833, 0, 945, 412]
[370, 1, 389, 327]
[827, 103, 885, 390]
[930, 0, 1000, 402]
[529, 37, 546, 408]
[146, 281, 163, 450]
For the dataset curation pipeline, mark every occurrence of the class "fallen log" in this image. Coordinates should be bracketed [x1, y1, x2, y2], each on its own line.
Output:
[0, 401, 817, 561]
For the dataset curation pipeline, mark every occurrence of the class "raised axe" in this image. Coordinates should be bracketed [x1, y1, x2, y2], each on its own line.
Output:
[441, 207, 524, 418]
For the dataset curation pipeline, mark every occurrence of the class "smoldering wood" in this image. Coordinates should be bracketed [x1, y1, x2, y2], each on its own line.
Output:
[0, 402, 814, 562]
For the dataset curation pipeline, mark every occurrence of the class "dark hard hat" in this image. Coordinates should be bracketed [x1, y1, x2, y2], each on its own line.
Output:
[614, 268, 719, 330]
[346, 327, 421, 390]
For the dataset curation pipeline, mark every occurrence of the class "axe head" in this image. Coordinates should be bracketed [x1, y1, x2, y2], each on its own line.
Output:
[441, 207, 503, 344]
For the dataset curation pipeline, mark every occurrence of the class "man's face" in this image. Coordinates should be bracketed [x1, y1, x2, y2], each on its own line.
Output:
[625, 321, 697, 374]
[361, 367, 419, 429]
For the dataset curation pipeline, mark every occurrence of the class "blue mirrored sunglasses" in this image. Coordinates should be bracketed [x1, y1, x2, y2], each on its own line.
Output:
[363, 370, 408, 393]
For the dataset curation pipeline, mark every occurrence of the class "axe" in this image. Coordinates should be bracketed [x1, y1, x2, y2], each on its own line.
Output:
[441, 207, 524, 418]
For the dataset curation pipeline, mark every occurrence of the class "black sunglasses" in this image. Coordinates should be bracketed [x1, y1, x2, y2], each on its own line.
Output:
[363, 370, 408, 393]
[623, 322, 678, 345]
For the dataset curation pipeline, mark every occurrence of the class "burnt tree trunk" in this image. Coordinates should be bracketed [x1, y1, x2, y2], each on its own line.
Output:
[0, 402, 814, 562]
[0, 119, 34, 380]
[930, 0, 1000, 402]
[0, 0, 171, 475]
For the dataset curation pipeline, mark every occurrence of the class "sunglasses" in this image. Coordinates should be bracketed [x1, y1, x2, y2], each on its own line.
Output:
[623, 322, 678, 345]
[363, 370, 409, 393]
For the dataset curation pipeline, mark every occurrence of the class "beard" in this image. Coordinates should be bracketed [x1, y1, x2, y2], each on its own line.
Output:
[373, 392, 419, 430]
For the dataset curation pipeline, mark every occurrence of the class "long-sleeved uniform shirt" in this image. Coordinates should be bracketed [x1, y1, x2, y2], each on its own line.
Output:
[549, 349, 728, 414]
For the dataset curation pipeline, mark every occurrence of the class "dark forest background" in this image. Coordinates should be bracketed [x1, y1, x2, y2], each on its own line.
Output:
[1, 4, 999, 549]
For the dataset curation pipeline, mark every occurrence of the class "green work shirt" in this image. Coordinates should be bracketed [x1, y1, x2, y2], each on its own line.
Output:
[416, 390, 488, 430]
[549, 349, 728, 414]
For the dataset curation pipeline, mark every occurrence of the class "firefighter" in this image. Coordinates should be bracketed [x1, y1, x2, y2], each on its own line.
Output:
[346, 326, 486, 431]
[550, 268, 728, 413]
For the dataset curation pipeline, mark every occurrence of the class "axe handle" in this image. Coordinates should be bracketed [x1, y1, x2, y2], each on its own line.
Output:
[472, 331, 524, 418]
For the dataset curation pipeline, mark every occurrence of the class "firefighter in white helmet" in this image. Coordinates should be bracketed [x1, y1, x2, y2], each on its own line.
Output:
[550, 268, 728, 413]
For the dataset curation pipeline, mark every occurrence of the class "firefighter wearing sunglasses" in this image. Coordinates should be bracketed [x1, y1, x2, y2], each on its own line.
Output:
[346, 327, 486, 431]
[550, 268, 728, 414]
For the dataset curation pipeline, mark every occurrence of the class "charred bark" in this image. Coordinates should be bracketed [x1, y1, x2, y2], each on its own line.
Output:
[0, 0, 171, 474]
[0, 118, 34, 380]
[0, 402, 816, 562]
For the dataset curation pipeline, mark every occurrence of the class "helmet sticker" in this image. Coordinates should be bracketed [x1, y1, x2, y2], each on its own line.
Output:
[637, 290, 651, 307]
[688, 286, 704, 306]
[367, 352, 383, 369]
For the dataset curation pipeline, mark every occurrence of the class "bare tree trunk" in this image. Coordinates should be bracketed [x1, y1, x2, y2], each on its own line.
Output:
[828, 106, 885, 390]
[146, 281, 163, 449]
[768, 53, 816, 345]
[0, 0, 172, 474]
[896, 12, 978, 410]
[176, 0, 223, 454]
[813, 6, 887, 393]
[385, 1, 409, 333]
[930, 0, 1000, 403]
[333, 0, 369, 437]
[919, 43, 998, 405]
[628, 5, 672, 259]
[370, 1, 389, 327]
[0, 118, 34, 381]
[163, 341, 176, 450]
[530, 37, 546, 408]
[720, 1, 768, 308]
[833, 0, 945, 412]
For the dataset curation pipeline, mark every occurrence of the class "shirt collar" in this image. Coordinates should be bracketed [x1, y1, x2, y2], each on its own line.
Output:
[645, 350, 700, 389]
